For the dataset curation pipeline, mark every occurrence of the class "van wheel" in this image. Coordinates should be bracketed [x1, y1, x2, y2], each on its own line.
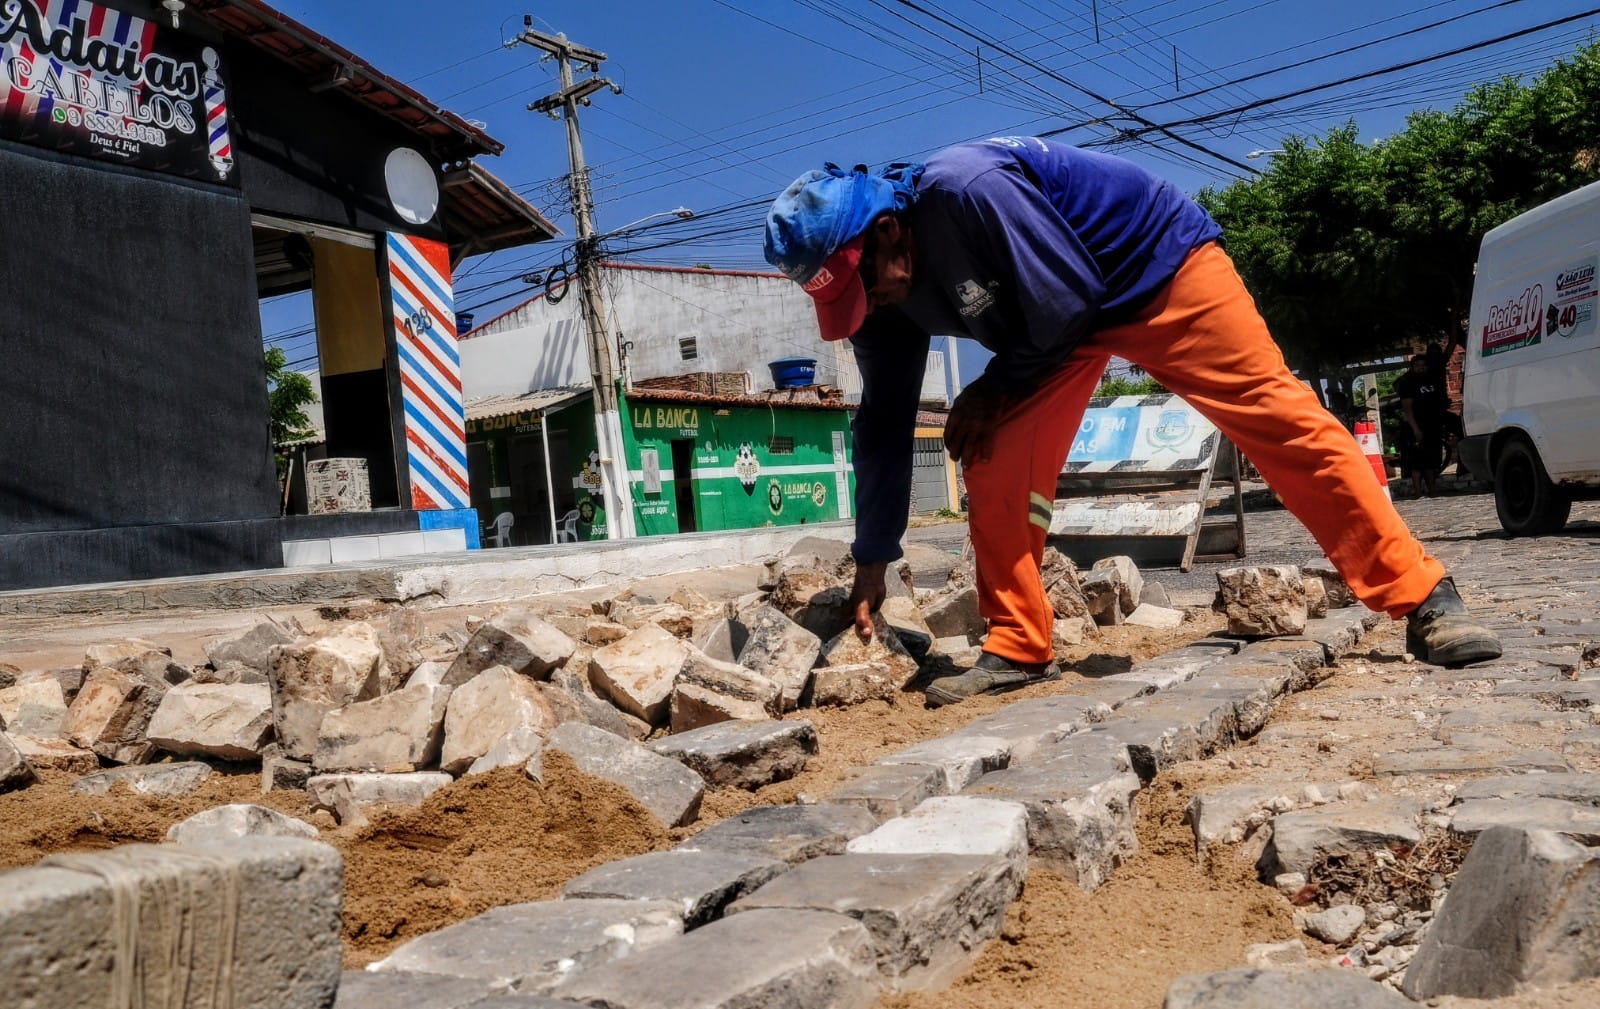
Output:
[1493, 438, 1571, 536]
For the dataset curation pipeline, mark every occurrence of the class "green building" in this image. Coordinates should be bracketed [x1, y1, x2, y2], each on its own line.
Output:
[465, 377, 855, 546]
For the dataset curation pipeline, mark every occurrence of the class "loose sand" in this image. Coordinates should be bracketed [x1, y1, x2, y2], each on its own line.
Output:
[882, 777, 1299, 1009]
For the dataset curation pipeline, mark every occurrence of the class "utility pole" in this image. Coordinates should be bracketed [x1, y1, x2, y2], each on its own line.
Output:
[521, 20, 636, 539]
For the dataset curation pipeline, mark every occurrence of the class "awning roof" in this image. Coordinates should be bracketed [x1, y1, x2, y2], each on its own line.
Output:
[190, 0, 502, 160]
[192, 1, 560, 261]
[441, 162, 560, 261]
[466, 387, 592, 423]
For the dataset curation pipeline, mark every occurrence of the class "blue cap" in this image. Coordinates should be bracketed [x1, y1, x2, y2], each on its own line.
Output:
[764, 163, 921, 285]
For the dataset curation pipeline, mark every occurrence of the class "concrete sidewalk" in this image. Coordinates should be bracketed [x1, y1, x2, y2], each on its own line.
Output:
[0, 523, 857, 618]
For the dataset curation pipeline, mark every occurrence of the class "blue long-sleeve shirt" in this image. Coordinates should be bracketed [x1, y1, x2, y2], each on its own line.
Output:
[849, 137, 1222, 565]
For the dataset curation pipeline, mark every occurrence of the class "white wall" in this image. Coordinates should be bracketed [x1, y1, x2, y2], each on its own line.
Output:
[461, 266, 859, 398]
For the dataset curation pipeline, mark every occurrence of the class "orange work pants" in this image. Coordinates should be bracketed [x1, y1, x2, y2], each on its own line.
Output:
[964, 242, 1445, 665]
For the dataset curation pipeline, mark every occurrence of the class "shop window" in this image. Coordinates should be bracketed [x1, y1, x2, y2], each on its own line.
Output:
[768, 436, 794, 455]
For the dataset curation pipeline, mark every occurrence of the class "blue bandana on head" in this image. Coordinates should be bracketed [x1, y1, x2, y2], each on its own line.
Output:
[764, 161, 925, 285]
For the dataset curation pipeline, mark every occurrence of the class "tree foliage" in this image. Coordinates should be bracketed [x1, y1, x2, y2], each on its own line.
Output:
[1095, 374, 1166, 398]
[1196, 42, 1600, 375]
[264, 346, 318, 448]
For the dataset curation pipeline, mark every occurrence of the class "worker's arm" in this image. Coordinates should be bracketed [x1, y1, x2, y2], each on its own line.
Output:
[847, 308, 929, 637]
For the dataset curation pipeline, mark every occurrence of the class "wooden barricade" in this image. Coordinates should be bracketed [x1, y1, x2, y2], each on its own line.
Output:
[1047, 394, 1246, 572]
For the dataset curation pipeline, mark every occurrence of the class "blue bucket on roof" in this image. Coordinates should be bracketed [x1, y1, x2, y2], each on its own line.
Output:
[769, 357, 817, 389]
[454, 312, 476, 334]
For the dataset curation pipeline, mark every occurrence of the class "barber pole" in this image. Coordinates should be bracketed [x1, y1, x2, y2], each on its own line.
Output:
[201, 46, 233, 180]
[387, 233, 468, 511]
[1354, 420, 1391, 499]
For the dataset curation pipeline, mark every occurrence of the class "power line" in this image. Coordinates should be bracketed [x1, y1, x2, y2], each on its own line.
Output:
[1130, 0, 1533, 113]
[879, 0, 1259, 175]
[1093, 6, 1600, 141]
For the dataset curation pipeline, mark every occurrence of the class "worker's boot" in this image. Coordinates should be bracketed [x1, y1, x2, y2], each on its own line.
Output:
[1404, 577, 1502, 666]
[924, 651, 1060, 708]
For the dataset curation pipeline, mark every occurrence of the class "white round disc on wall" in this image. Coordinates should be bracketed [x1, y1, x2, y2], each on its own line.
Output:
[385, 147, 439, 226]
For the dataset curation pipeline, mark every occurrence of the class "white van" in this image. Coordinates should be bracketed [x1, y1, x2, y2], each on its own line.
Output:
[1460, 181, 1600, 535]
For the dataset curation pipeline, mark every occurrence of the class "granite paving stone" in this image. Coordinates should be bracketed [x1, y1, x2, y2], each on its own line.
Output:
[846, 795, 1030, 870]
[1447, 797, 1600, 845]
[941, 695, 1113, 762]
[732, 607, 819, 709]
[551, 908, 878, 1009]
[561, 849, 788, 927]
[305, 772, 453, 813]
[370, 899, 683, 995]
[1096, 638, 1243, 693]
[1453, 773, 1600, 806]
[332, 971, 500, 1009]
[648, 719, 817, 790]
[71, 761, 213, 797]
[824, 763, 947, 822]
[546, 722, 705, 827]
[1164, 967, 1411, 1008]
[1261, 798, 1423, 877]
[963, 732, 1139, 891]
[728, 852, 1022, 991]
[1371, 744, 1571, 777]
[677, 803, 878, 864]
[1, 838, 343, 1009]
[1403, 826, 1600, 999]
[874, 734, 1012, 791]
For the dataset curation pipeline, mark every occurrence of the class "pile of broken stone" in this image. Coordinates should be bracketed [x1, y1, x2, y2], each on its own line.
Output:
[0, 539, 1194, 826]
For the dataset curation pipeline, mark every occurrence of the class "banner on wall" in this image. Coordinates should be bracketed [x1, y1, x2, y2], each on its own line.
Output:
[388, 232, 468, 511]
[0, 0, 236, 184]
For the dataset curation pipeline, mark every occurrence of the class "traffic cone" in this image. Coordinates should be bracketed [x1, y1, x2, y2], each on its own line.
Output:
[1354, 421, 1391, 498]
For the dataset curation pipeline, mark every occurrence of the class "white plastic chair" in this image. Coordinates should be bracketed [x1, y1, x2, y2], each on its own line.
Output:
[488, 511, 514, 547]
[556, 509, 580, 543]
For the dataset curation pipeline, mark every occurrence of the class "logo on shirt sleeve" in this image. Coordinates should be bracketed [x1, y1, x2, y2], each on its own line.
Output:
[986, 136, 1050, 152]
[956, 278, 997, 319]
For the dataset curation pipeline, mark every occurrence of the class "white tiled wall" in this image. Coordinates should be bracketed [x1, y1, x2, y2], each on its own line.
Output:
[284, 527, 470, 567]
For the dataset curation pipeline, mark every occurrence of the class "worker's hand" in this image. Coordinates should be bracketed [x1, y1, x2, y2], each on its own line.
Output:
[945, 377, 1011, 468]
[1411, 422, 1424, 442]
[849, 562, 888, 640]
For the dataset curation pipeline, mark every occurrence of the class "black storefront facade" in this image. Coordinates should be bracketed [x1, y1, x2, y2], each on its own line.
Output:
[0, 0, 555, 590]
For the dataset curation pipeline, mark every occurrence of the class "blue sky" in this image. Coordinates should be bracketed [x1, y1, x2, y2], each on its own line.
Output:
[261, 1, 1600, 382]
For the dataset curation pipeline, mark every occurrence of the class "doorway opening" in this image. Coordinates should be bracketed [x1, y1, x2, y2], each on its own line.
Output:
[253, 215, 400, 512]
[671, 439, 697, 533]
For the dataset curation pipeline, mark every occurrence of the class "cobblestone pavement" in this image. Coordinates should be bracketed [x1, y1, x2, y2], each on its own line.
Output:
[7, 495, 1599, 1008]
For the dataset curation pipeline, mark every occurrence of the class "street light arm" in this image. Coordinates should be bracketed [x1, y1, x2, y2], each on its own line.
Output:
[601, 207, 695, 238]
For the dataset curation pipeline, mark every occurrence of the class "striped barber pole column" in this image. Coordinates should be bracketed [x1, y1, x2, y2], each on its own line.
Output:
[386, 233, 469, 511]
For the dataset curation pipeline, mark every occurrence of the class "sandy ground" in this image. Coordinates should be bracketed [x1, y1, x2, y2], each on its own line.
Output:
[882, 779, 1299, 1009]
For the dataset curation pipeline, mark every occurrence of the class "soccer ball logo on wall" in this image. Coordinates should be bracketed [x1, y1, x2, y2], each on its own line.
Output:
[767, 478, 783, 515]
[734, 442, 761, 494]
[579, 451, 603, 490]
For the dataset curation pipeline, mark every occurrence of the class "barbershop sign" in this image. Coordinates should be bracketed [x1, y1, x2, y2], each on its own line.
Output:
[0, 0, 236, 184]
